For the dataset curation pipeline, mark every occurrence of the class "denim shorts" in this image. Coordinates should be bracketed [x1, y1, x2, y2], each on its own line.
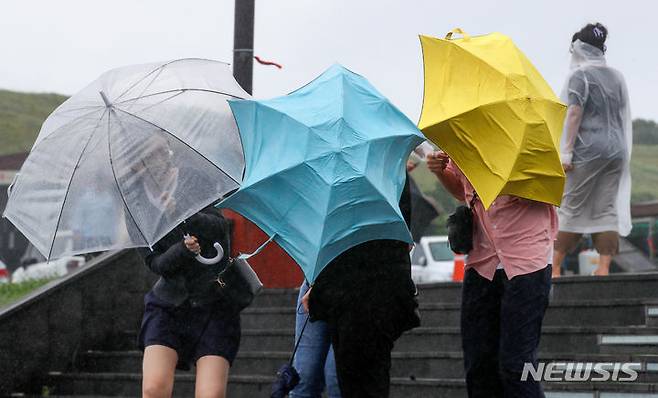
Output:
[138, 291, 241, 370]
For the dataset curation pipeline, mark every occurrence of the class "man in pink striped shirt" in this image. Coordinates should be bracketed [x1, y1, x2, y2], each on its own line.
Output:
[428, 151, 555, 398]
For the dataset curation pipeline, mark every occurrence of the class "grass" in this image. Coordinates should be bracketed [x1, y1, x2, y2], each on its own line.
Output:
[630, 145, 658, 202]
[0, 278, 54, 308]
[0, 89, 67, 156]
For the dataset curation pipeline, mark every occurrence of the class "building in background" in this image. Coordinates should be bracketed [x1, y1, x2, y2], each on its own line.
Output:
[0, 153, 29, 272]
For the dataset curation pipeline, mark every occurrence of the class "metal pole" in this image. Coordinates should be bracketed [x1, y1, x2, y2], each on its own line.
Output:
[233, 0, 255, 95]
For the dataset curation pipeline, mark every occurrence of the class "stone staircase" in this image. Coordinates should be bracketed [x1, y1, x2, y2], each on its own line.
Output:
[44, 273, 658, 397]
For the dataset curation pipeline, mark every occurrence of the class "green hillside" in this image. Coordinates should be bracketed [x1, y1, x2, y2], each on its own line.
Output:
[630, 145, 658, 202]
[0, 89, 68, 156]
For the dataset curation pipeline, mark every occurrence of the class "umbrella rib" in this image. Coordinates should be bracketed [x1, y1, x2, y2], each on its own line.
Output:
[114, 63, 167, 102]
[46, 109, 108, 260]
[432, 97, 559, 124]
[106, 109, 151, 247]
[115, 88, 246, 105]
[121, 65, 166, 105]
[51, 104, 106, 114]
[450, 42, 530, 96]
[112, 107, 241, 186]
[284, 64, 374, 97]
[242, 151, 333, 187]
[113, 58, 235, 102]
[122, 90, 185, 113]
[30, 108, 104, 151]
[252, 102, 335, 148]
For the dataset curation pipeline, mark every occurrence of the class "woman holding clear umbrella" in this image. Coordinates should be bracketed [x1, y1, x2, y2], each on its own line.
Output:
[138, 207, 239, 398]
[553, 23, 633, 277]
[2, 59, 250, 398]
[134, 137, 240, 398]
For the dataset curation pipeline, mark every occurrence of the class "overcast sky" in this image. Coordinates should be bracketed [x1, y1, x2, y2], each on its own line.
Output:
[1, 0, 655, 122]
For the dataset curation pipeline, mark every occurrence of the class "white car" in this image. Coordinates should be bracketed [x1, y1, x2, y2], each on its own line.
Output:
[411, 236, 455, 283]
[11, 256, 86, 283]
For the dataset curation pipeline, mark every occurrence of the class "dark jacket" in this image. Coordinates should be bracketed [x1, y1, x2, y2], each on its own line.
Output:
[138, 208, 231, 307]
[308, 174, 419, 337]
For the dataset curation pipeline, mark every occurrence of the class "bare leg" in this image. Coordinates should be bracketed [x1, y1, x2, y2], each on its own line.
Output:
[554, 231, 582, 279]
[195, 355, 230, 398]
[594, 254, 611, 276]
[592, 232, 617, 276]
[143, 345, 178, 398]
[552, 250, 566, 278]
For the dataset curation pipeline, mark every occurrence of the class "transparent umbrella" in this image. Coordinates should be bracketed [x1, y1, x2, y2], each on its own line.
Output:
[3, 58, 248, 260]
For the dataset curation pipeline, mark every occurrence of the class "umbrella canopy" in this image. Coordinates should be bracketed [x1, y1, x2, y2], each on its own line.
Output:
[219, 64, 425, 282]
[418, 29, 566, 208]
[3, 59, 248, 259]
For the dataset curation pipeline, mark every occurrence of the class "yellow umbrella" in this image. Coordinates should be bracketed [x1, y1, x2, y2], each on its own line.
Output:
[418, 28, 566, 209]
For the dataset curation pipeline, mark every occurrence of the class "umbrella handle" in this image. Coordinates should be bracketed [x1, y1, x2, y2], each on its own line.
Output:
[445, 28, 470, 41]
[195, 242, 225, 265]
[183, 234, 224, 265]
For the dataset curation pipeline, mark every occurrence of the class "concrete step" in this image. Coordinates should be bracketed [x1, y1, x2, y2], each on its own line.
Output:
[40, 274, 658, 397]
[234, 326, 658, 355]
[251, 288, 299, 308]
[78, 350, 658, 383]
[107, 310, 658, 354]
[599, 333, 658, 355]
[250, 273, 658, 309]
[548, 273, 658, 302]
[241, 299, 658, 329]
[44, 372, 272, 397]
[417, 273, 658, 304]
[44, 372, 658, 397]
[518, 299, 657, 328]
[418, 272, 658, 303]
[112, 326, 658, 355]
[648, 305, 658, 327]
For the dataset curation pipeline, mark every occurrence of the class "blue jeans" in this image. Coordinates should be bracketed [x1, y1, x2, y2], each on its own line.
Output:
[290, 281, 341, 398]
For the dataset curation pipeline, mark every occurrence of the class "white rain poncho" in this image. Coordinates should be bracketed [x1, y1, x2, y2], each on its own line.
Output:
[558, 40, 632, 236]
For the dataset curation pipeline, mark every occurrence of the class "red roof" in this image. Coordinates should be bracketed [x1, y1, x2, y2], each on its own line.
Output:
[0, 152, 28, 170]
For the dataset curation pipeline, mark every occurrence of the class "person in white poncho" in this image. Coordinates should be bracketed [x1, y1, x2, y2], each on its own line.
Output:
[553, 23, 633, 277]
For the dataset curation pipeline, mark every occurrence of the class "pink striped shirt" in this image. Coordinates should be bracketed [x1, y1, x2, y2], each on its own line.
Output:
[445, 162, 558, 280]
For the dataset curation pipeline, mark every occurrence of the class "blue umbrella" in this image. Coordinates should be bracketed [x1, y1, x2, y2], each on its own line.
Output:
[219, 64, 425, 281]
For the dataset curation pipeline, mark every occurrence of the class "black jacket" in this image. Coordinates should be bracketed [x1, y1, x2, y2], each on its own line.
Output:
[138, 208, 231, 307]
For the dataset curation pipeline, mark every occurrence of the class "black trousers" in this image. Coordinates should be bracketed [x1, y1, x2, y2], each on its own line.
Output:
[461, 266, 551, 398]
[328, 297, 409, 398]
